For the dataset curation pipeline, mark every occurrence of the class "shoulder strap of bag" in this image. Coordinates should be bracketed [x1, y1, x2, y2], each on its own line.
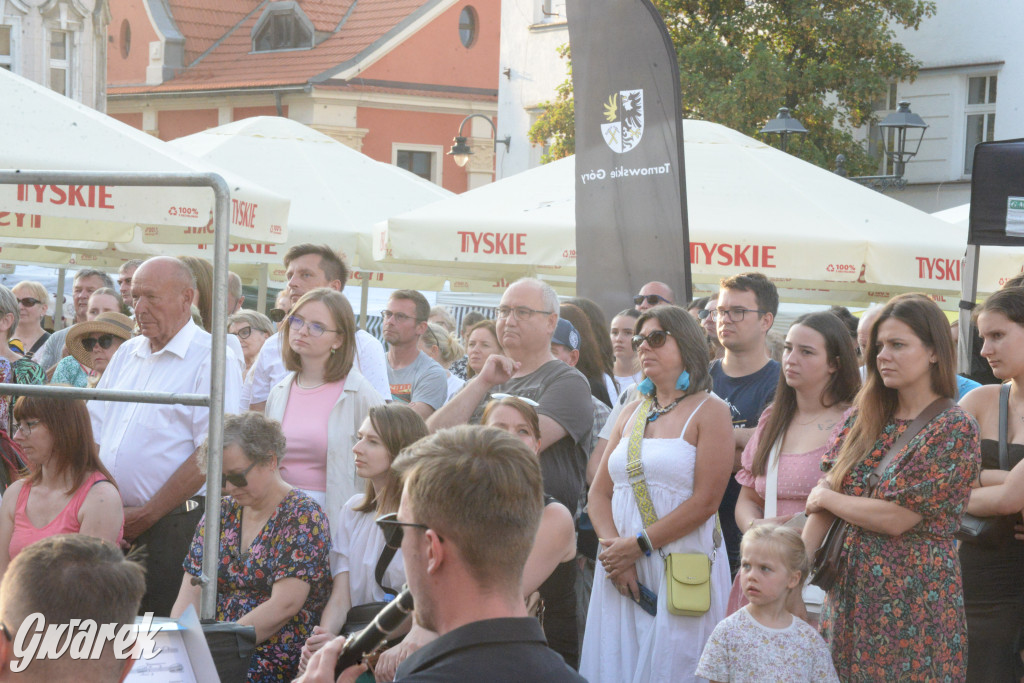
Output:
[868, 397, 954, 490]
[626, 399, 659, 528]
[763, 434, 784, 519]
[999, 383, 1010, 471]
[374, 542, 399, 597]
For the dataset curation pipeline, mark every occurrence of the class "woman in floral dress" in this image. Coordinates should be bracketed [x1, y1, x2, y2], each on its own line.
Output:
[172, 412, 332, 682]
[803, 294, 980, 682]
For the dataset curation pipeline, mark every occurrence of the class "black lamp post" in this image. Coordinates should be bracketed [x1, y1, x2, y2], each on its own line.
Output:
[447, 114, 511, 168]
[836, 100, 928, 191]
[759, 107, 807, 153]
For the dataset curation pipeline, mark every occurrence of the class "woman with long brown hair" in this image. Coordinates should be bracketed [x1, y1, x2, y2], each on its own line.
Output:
[802, 293, 979, 680]
[0, 395, 123, 575]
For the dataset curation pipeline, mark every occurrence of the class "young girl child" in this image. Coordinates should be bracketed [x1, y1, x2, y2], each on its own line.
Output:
[695, 525, 838, 682]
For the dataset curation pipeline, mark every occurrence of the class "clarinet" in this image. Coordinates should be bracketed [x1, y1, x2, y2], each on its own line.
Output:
[334, 589, 415, 677]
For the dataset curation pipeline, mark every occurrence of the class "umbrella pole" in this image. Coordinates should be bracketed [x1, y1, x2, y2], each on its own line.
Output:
[359, 272, 369, 331]
[54, 268, 66, 331]
[257, 263, 268, 314]
[958, 244, 980, 375]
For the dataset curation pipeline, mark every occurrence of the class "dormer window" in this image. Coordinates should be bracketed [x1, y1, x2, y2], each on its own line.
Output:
[252, 2, 313, 52]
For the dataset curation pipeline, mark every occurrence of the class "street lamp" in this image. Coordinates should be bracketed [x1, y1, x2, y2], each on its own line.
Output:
[836, 100, 928, 191]
[448, 114, 510, 167]
[759, 107, 807, 153]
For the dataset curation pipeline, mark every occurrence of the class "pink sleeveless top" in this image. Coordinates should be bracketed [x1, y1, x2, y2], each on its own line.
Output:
[9, 471, 123, 559]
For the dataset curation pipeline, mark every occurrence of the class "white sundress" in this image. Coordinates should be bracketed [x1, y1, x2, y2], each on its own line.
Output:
[579, 397, 729, 683]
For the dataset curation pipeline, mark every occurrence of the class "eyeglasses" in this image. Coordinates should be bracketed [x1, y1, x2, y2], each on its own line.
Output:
[710, 307, 766, 322]
[222, 461, 258, 489]
[230, 325, 253, 340]
[13, 420, 41, 437]
[288, 315, 339, 337]
[82, 334, 118, 352]
[631, 330, 675, 352]
[495, 305, 552, 321]
[490, 392, 540, 407]
[697, 309, 711, 320]
[376, 512, 436, 550]
[381, 309, 418, 324]
[268, 308, 286, 323]
[633, 294, 670, 307]
[16, 297, 43, 308]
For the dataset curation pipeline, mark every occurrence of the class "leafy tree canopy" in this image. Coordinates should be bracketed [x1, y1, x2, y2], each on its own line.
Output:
[529, 0, 934, 174]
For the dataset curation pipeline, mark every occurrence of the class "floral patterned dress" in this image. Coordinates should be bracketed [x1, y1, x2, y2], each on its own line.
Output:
[184, 489, 332, 682]
[819, 406, 979, 682]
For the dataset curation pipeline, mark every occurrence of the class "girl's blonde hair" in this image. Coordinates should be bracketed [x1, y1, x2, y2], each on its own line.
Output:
[740, 524, 809, 585]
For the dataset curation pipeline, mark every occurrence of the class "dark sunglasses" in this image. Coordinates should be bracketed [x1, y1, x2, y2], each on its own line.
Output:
[82, 334, 118, 352]
[631, 329, 675, 352]
[633, 294, 670, 307]
[222, 461, 257, 489]
[376, 512, 435, 550]
[268, 308, 286, 323]
[17, 297, 43, 308]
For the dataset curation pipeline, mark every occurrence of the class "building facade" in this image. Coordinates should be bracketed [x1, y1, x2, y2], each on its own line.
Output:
[1, 0, 110, 109]
[105, 0, 501, 192]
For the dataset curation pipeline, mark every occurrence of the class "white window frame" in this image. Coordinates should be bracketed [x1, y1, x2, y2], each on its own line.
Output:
[47, 28, 72, 97]
[0, 18, 21, 73]
[962, 73, 997, 178]
[391, 143, 443, 186]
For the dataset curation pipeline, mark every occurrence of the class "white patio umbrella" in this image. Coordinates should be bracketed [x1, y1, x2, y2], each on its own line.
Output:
[375, 120, 1018, 307]
[0, 68, 289, 245]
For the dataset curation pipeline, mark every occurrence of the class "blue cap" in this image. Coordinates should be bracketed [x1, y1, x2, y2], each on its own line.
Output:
[553, 318, 581, 351]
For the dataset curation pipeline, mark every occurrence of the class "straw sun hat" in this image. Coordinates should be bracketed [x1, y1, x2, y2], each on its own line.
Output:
[66, 312, 135, 370]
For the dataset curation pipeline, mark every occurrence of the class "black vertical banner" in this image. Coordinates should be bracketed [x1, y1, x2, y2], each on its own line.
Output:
[968, 139, 1024, 246]
[567, 0, 691, 315]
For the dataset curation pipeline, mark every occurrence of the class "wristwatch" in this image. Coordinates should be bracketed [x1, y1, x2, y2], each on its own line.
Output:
[636, 530, 653, 557]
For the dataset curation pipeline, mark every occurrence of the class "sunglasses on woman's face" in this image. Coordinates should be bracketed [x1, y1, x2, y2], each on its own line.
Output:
[230, 325, 253, 340]
[631, 329, 674, 352]
[376, 512, 435, 550]
[82, 334, 117, 352]
[222, 461, 257, 489]
[268, 309, 286, 323]
[17, 297, 42, 308]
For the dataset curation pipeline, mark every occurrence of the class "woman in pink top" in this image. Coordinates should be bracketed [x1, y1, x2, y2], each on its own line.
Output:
[731, 312, 860, 617]
[0, 395, 124, 575]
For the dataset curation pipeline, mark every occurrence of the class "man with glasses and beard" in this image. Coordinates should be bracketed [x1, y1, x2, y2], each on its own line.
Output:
[300, 426, 585, 682]
[708, 272, 780, 575]
[428, 278, 593, 513]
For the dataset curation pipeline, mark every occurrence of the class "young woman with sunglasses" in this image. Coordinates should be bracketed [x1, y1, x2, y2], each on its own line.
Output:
[0, 395, 123, 577]
[581, 305, 734, 683]
[264, 288, 385, 537]
[172, 412, 332, 682]
[299, 404, 429, 674]
[10, 281, 50, 360]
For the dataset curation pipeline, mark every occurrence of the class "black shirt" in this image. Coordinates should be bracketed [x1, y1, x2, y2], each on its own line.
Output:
[395, 617, 586, 682]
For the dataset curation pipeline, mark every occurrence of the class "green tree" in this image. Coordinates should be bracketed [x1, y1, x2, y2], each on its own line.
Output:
[529, 1, 934, 175]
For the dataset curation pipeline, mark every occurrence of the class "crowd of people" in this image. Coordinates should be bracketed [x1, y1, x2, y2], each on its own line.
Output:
[0, 247, 1022, 683]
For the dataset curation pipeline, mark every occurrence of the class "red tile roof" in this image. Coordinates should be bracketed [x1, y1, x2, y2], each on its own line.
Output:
[109, 0, 453, 94]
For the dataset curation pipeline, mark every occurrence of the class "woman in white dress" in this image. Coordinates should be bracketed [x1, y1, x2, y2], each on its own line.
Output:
[580, 304, 733, 683]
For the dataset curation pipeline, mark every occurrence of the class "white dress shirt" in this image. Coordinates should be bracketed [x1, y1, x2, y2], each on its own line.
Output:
[246, 329, 390, 407]
[89, 319, 243, 508]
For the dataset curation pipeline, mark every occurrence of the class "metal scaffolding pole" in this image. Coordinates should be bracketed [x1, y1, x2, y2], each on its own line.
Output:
[0, 169, 231, 621]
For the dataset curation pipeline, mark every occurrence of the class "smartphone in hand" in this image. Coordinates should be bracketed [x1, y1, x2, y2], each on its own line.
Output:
[629, 582, 658, 616]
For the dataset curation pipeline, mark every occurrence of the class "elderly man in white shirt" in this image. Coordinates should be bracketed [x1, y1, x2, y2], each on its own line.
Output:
[89, 256, 242, 616]
[246, 244, 389, 411]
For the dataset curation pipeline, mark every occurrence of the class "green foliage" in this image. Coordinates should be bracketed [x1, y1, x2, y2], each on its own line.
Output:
[529, 0, 935, 175]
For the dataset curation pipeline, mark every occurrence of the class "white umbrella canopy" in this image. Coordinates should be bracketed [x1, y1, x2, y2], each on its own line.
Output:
[376, 120, 1011, 307]
[0, 68, 289, 245]
[160, 116, 453, 285]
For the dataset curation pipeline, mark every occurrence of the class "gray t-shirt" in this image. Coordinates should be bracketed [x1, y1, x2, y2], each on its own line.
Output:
[388, 350, 448, 410]
[35, 326, 71, 372]
[470, 360, 594, 512]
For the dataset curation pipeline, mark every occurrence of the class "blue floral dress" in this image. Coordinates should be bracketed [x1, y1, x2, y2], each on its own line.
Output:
[184, 489, 331, 682]
[819, 406, 979, 682]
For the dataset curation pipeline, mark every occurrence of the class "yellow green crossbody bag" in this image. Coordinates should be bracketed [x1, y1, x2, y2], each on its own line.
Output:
[626, 398, 719, 617]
